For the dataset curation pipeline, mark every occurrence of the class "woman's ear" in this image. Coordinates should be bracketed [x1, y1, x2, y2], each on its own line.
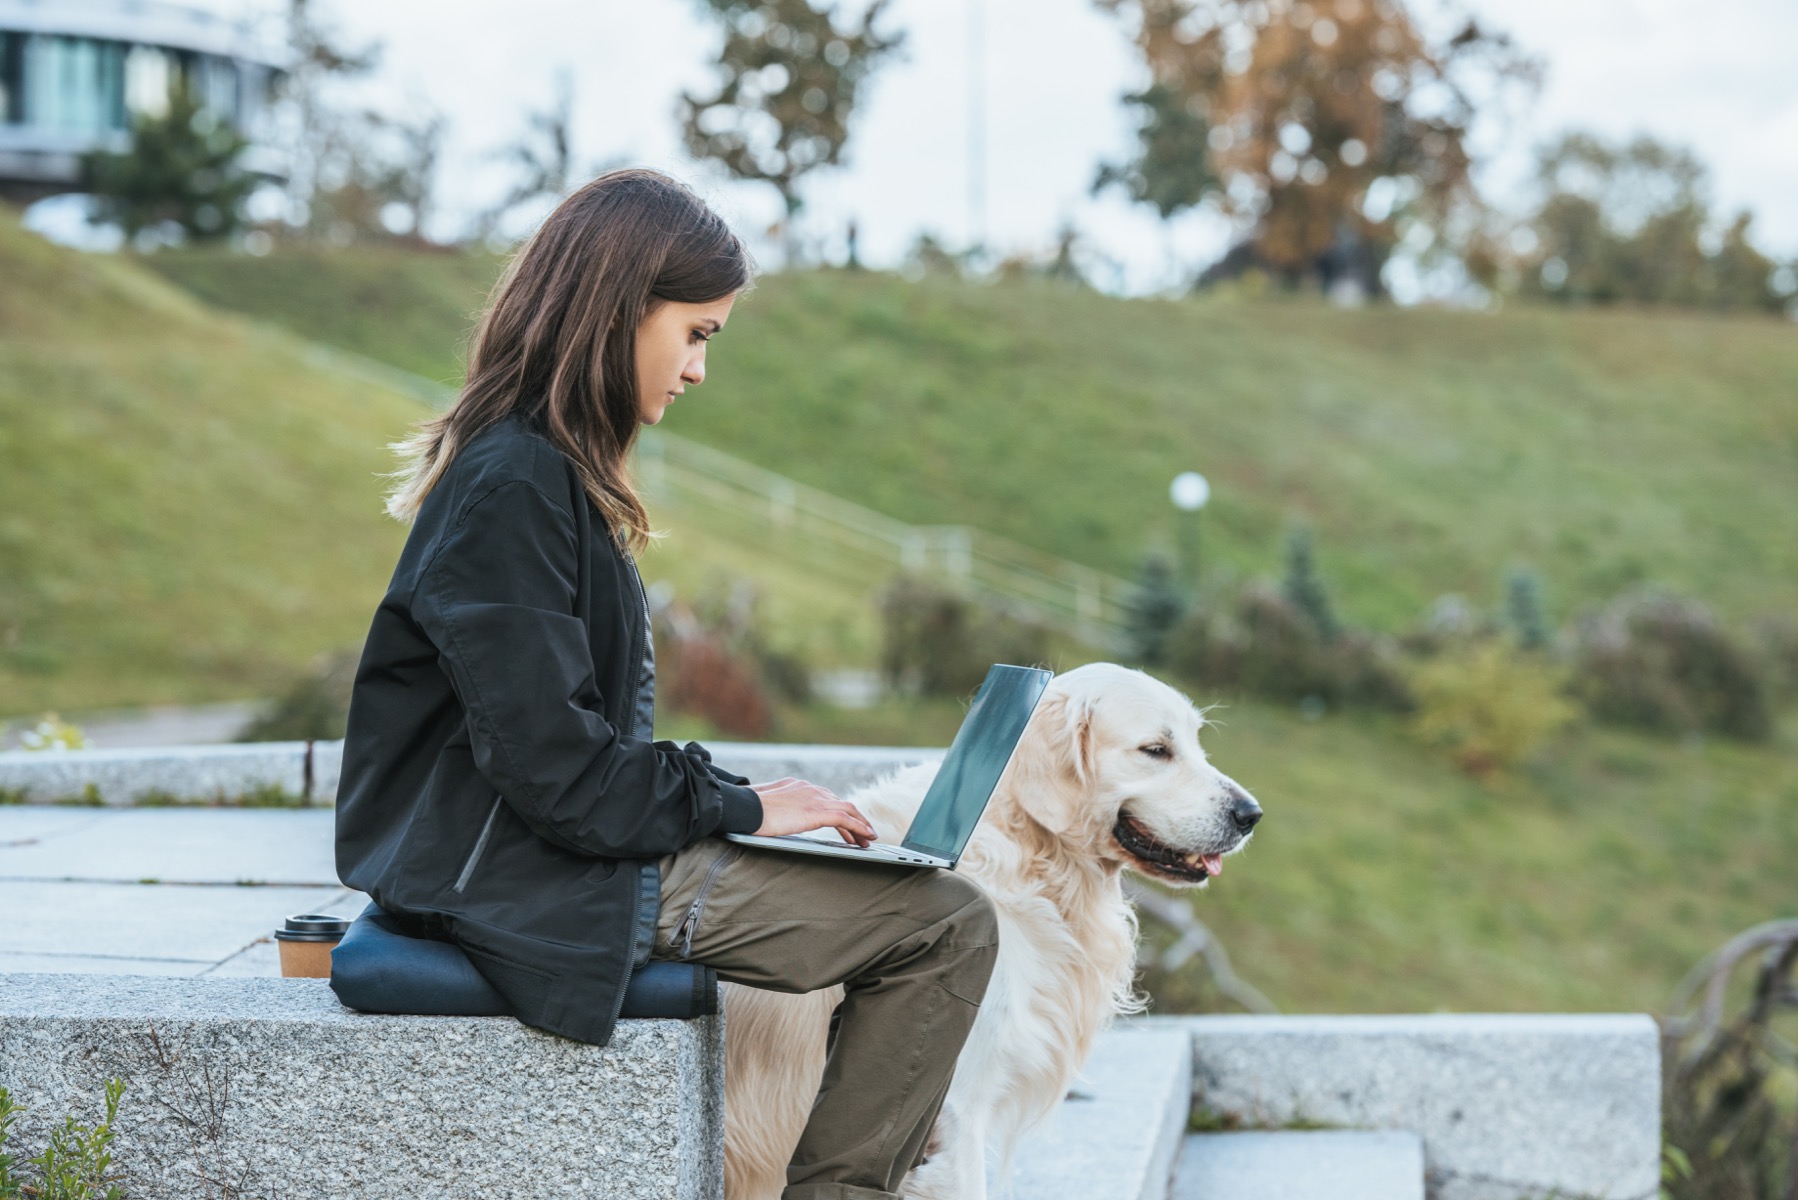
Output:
[1012, 687, 1096, 837]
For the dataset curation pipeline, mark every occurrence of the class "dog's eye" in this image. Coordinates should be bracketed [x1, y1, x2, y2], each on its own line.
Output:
[1139, 744, 1172, 760]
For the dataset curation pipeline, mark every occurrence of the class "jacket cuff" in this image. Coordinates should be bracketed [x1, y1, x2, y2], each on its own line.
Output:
[715, 782, 763, 835]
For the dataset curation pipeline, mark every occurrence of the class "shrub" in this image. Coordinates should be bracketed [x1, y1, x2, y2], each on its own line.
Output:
[1410, 641, 1578, 777]
[1400, 593, 1494, 658]
[1750, 613, 1798, 706]
[0, 1077, 127, 1200]
[1166, 586, 1411, 713]
[1570, 589, 1772, 742]
[658, 632, 772, 738]
[675, 578, 813, 706]
[241, 648, 358, 742]
[877, 576, 1049, 698]
[18, 714, 86, 752]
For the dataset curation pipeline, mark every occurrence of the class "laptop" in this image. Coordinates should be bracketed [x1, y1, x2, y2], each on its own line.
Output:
[723, 664, 1053, 869]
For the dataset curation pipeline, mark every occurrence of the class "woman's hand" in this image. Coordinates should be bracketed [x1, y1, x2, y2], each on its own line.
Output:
[750, 777, 876, 847]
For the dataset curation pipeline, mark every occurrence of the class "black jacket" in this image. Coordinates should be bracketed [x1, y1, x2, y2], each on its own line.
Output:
[336, 414, 763, 1045]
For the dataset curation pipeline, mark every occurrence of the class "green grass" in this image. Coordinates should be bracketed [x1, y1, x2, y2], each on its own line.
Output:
[143, 243, 503, 387]
[0, 213, 421, 714]
[28, 233, 1798, 1018]
[1138, 703, 1798, 1014]
[144, 248, 1798, 632]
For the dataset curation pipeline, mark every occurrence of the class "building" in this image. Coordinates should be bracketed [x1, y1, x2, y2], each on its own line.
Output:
[0, 0, 283, 202]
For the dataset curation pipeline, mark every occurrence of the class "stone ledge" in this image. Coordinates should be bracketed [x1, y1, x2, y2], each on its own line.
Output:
[0, 742, 321, 806]
[1143, 1013, 1661, 1200]
[1175, 1130, 1426, 1200]
[0, 974, 723, 1200]
[0, 740, 944, 808]
[1002, 1025, 1192, 1200]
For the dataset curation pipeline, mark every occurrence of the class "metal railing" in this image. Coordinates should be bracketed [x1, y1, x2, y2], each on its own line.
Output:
[292, 334, 1132, 647]
[635, 432, 1131, 648]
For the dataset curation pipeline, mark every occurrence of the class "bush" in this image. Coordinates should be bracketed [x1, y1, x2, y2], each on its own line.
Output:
[1570, 590, 1772, 742]
[675, 577, 813, 706]
[877, 576, 1050, 698]
[0, 1077, 127, 1200]
[240, 648, 358, 742]
[1750, 613, 1798, 706]
[18, 714, 86, 751]
[657, 632, 772, 738]
[1168, 586, 1411, 713]
[1400, 593, 1495, 658]
[1410, 641, 1578, 777]
[652, 580, 786, 738]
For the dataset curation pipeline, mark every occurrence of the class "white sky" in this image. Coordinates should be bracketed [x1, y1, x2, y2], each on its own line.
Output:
[204, 0, 1798, 294]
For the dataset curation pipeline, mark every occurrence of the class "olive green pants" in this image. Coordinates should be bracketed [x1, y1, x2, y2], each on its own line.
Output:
[653, 837, 1000, 1200]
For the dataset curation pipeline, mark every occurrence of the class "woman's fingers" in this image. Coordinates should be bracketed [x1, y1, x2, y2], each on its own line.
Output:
[748, 781, 877, 844]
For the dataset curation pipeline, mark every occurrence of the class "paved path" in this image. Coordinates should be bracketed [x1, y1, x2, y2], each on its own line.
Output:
[0, 805, 362, 978]
[1, 702, 262, 750]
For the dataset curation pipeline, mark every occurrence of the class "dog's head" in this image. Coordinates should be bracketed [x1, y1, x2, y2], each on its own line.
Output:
[1012, 663, 1261, 887]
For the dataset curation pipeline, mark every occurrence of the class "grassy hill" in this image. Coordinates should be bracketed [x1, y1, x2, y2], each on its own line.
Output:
[0, 223, 895, 717]
[0, 214, 429, 714]
[38, 235, 1798, 1019]
[146, 249, 1798, 634]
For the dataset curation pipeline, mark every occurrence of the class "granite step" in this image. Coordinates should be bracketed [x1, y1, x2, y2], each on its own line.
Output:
[1172, 1130, 1425, 1200]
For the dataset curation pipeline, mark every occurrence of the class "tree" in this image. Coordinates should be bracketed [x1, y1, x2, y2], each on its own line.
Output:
[1503, 567, 1550, 652]
[476, 76, 576, 241]
[1520, 133, 1793, 313]
[681, 0, 904, 262]
[271, 0, 448, 245]
[81, 79, 254, 244]
[1124, 554, 1189, 666]
[1281, 526, 1339, 642]
[276, 0, 380, 233]
[1093, 0, 1538, 296]
[304, 106, 445, 244]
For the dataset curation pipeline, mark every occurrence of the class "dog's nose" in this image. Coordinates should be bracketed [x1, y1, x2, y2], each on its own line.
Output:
[1227, 786, 1263, 833]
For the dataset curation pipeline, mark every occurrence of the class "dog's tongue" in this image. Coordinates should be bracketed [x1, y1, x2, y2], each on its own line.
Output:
[1201, 853, 1223, 877]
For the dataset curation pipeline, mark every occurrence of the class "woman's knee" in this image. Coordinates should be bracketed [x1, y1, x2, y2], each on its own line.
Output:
[927, 872, 999, 951]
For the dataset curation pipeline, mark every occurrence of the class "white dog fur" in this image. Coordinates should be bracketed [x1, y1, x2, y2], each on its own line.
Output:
[721, 662, 1261, 1199]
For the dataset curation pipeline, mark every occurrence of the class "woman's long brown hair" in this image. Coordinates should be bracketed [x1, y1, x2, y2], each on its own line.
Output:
[385, 168, 753, 549]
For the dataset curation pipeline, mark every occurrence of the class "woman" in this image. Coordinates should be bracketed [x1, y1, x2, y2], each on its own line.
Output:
[335, 168, 998, 1200]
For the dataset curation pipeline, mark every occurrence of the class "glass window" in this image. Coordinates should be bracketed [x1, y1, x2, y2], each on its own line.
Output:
[124, 45, 171, 120]
[1, 33, 23, 124]
[196, 54, 238, 125]
[16, 35, 129, 135]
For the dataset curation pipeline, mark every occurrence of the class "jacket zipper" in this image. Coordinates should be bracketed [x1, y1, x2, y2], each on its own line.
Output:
[453, 794, 503, 894]
[672, 845, 742, 959]
[622, 552, 651, 741]
[602, 547, 660, 1032]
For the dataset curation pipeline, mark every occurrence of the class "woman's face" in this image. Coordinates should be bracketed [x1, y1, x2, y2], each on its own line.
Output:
[635, 293, 737, 426]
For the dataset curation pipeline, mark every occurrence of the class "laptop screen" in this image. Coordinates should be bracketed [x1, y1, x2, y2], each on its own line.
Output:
[902, 665, 1054, 862]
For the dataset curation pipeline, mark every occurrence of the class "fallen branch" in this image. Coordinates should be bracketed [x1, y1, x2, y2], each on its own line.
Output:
[1123, 878, 1277, 1014]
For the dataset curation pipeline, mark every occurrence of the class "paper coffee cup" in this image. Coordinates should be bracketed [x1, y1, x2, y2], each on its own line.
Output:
[274, 913, 350, 978]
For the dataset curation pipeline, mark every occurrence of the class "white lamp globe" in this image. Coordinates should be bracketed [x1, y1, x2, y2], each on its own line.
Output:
[1170, 471, 1210, 512]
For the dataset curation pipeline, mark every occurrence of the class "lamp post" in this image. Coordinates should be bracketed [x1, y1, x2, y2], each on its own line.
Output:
[1170, 471, 1210, 588]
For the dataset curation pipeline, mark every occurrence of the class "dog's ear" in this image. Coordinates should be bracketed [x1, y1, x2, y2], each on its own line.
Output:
[1014, 688, 1096, 837]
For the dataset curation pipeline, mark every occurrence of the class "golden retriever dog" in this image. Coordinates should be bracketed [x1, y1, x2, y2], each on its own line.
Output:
[722, 663, 1263, 1199]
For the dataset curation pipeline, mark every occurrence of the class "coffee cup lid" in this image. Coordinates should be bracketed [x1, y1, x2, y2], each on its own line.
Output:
[274, 913, 351, 942]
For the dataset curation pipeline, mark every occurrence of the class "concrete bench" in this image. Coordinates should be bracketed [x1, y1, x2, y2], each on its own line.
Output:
[0, 974, 723, 1200]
